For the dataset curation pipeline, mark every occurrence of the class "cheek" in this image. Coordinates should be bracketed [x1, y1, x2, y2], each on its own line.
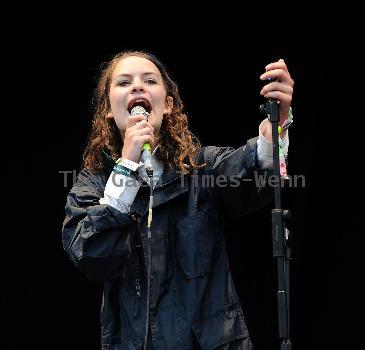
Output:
[109, 91, 129, 130]
[154, 96, 168, 114]
[113, 113, 130, 134]
[115, 118, 127, 131]
[109, 90, 122, 110]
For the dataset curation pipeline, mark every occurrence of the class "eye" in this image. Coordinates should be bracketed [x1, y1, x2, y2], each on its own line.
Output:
[117, 80, 130, 87]
[145, 78, 157, 85]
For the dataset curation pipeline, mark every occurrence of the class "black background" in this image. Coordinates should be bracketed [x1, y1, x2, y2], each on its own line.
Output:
[1, 2, 361, 349]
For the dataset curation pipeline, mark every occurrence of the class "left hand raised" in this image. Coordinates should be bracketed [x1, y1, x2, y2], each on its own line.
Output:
[260, 58, 294, 124]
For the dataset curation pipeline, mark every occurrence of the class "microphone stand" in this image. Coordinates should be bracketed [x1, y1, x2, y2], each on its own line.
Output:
[259, 100, 292, 349]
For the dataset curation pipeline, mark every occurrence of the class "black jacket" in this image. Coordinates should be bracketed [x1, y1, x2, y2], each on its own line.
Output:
[62, 138, 273, 350]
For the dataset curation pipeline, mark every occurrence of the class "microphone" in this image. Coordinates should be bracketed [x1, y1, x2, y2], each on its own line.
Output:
[130, 105, 153, 177]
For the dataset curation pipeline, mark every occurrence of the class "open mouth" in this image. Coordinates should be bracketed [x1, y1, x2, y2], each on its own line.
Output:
[127, 98, 152, 114]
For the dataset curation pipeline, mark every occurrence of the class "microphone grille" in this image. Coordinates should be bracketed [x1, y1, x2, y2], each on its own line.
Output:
[131, 105, 149, 118]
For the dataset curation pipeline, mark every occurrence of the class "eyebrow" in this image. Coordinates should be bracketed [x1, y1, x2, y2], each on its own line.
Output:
[114, 72, 159, 79]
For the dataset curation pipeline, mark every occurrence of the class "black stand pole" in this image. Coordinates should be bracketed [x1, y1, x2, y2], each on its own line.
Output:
[260, 100, 292, 349]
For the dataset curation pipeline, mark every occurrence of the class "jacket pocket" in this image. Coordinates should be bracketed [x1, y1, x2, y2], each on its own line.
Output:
[176, 205, 219, 279]
[191, 300, 250, 350]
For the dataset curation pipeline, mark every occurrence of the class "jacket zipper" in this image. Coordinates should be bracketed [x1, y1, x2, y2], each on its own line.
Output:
[133, 254, 141, 318]
[133, 216, 143, 318]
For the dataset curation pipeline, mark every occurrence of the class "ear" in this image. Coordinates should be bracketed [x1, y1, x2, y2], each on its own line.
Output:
[164, 96, 174, 115]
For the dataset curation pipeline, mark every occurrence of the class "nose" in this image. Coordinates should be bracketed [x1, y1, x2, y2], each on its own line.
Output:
[131, 78, 145, 93]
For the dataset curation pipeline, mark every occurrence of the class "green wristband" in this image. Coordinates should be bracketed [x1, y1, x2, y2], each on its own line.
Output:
[113, 164, 138, 179]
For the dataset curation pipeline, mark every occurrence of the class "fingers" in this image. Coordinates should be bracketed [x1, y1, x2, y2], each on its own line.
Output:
[261, 90, 292, 104]
[265, 58, 289, 73]
[131, 133, 155, 148]
[260, 59, 294, 85]
[260, 81, 293, 97]
[127, 126, 154, 140]
[122, 115, 155, 162]
[125, 124, 155, 147]
[127, 115, 154, 134]
[127, 115, 148, 128]
[132, 126, 155, 139]
[259, 58, 294, 108]
[260, 68, 294, 85]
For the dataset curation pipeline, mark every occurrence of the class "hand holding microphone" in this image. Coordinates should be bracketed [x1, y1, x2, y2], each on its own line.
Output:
[121, 105, 154, 176]
[131, 106, 154, 177]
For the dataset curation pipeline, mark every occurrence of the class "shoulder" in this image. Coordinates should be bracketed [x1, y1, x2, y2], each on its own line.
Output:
[198, 146, 233, 163]
[198, 138, 259, 172]
[72, 168, 110, 196]
[199, 138, 258, 162]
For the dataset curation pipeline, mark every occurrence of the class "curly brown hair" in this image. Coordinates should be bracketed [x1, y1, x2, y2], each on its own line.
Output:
[82, 50, 202, 174]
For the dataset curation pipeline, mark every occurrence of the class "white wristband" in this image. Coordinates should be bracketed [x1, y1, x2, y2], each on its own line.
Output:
[115, 158, 140, 171]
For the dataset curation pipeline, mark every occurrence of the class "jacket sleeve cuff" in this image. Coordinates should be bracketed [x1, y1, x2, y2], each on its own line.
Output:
[99, 172, 141, 211]
[99, 195, 131, 213]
